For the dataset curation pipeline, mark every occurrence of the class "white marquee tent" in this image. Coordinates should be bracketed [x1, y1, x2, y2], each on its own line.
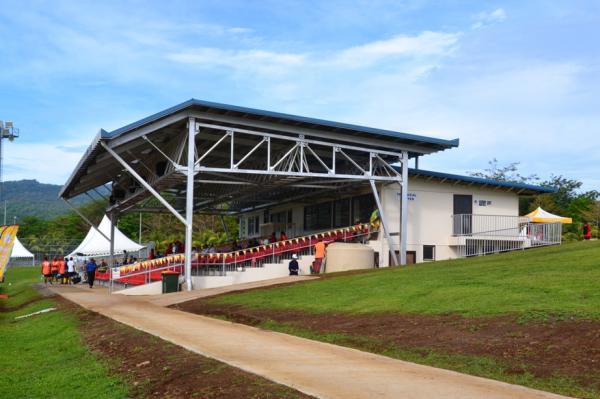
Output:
[68, 215, 145, 257]
[9, 237, 35, 266]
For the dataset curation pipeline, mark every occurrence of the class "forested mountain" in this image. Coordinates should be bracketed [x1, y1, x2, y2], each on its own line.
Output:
[1, 179, 86, 222]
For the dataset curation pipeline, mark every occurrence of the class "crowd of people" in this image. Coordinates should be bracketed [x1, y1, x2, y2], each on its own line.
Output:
[41, 256, 78, 285]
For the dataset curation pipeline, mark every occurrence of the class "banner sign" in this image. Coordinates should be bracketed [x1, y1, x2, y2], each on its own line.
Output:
[112, 267, 120, 279]
[0, 225, 19, 281]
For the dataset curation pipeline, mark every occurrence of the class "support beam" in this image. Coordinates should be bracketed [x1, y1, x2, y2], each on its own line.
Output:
[109, 212, 116, 294]
[369, 180, 399, 266]
[400, 151, 409, 265]
[100, 141, 187, 226]
[220, 215, 230, 241]
[184, 118, 196, 291]
[62, 198, 111, 242]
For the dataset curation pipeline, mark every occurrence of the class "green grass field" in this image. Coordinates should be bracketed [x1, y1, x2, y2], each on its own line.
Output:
[201, 241, 600, 398]
[210, 241, 600, 319]
[0, 267, 129, 399]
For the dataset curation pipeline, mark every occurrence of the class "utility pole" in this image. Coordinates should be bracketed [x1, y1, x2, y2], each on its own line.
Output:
[0, 121, 19, 226]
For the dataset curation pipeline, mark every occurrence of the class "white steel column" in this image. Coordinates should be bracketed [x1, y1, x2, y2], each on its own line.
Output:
[100, 141, 187, 225]
[369, 180, 399, 266]
[184, 118, 195, 291]
[109, 212, 116, 294]
[400, 150, 409, 265]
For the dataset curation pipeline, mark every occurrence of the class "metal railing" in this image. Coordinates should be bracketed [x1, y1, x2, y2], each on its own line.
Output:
[453, 215, 562, 257]
[97, 225, 371, 288]
[452, 214, 530, 237]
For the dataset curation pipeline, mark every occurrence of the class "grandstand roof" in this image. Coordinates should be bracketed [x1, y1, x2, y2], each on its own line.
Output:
[60, 99, 459, 209]
[408, 169, 556, 195]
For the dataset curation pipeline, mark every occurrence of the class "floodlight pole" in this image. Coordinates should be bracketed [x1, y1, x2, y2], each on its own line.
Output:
[0, 121, 19, 225]
[184, 117, 196, 291]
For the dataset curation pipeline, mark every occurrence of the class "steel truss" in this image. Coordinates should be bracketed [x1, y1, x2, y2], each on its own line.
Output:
[99, 117, 411, 290]
[193, 122, 405, 181]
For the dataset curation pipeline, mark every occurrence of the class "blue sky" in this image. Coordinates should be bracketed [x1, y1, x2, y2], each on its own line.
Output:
[0, 1, 598, 190]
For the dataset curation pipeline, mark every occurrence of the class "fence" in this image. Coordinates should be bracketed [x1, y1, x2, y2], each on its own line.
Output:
[97, 225, 371, 289]
[452, 214, 530, 237]
[452, 214, 562, 257]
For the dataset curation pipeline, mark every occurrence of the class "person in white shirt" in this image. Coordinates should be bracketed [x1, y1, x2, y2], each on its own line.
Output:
[67, 257, 76, 284]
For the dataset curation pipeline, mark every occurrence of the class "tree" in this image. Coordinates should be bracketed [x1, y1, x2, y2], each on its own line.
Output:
[531, 176, 598, 222]
[469, 160, 599, 233]
[468, 158, 539, 184]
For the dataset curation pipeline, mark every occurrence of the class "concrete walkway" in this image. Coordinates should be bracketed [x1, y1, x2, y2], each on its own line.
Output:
[51, 285, 572, 399]
[146, 275, 318, 307]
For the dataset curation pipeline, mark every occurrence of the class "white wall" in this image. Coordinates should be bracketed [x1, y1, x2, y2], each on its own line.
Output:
[380, 178, 520, 264]
[239, 177, 521, 266]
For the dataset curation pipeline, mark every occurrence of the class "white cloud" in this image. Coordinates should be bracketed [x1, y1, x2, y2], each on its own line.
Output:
[332, 31, 460, 67]
[472, 8, 507, 29]
[4, 141, 87, 184]
[166, 30, 459, 79]
[166, 48, 306, 76]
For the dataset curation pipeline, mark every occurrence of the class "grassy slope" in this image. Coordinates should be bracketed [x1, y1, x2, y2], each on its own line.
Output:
[205, 242, 600, 398]
[211, 241, 600, 319]
[0, 267, 128, 399]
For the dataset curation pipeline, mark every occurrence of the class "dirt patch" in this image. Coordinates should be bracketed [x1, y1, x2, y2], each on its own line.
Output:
[175, 301, 600, 392]
[58, 298, 312, 399]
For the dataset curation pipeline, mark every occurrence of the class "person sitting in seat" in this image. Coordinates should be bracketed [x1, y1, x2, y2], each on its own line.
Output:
[269, 232, 277, 243]
[370, 209, 380, 240]
[280, 231, 288, 241]
[289, 254, 299, 276]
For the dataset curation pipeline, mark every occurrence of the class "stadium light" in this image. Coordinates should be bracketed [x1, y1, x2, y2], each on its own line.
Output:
[0, 120, 19, 225]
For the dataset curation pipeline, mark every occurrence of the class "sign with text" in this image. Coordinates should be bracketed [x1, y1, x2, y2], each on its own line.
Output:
[0, 225, 19, 281]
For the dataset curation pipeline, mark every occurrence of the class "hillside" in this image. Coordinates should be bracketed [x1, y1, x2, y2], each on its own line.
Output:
[177, 241, 600, 398]
[1, 180, 86, 222]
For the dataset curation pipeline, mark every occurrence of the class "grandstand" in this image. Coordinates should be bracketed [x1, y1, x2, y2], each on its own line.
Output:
[61, 99, 558, 292]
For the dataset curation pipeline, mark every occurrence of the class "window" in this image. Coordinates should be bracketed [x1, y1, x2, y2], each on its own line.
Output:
[333, 199, 350, 228]
[423, 245, 435, 261]
[352, 194, 375, 224]
[247, 215, 260, 236]
[304, 202, 332, 230]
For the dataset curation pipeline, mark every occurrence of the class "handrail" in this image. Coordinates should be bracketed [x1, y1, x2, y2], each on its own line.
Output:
[99, 226, 371, 285]
[116, 223, 371, 274]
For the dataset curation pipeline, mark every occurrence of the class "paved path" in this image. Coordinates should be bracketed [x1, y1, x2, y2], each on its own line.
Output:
[51, 286, 572, 399]
[146, 276, 318, 307]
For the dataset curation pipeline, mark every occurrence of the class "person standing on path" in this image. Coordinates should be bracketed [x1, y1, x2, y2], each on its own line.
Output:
[312, 238, 326, 274]
[41, 256, 52, 285]
[67, 257, 75, 284]
[86, 258, 98, 288]
[58, 258, 67, 284]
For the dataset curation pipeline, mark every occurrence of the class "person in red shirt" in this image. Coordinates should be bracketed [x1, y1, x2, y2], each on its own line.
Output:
[269, 232, 277, 243]
[58, 258, 67, 284]
[50, 257, 60, 282]
[583, 223, 592, 240]
[280, 231, 288, 242]
[312, 238, 326, 274]
[41, 256, 52, 285]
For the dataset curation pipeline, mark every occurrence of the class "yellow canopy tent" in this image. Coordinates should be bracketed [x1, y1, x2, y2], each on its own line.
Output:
[525, 207, 572, 224]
